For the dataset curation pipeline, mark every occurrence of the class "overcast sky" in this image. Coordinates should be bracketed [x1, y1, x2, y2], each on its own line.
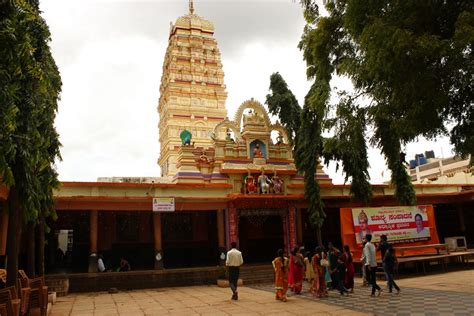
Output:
[40, 0, 454, 184]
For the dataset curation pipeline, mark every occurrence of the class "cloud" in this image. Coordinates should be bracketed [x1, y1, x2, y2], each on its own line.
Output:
[41, 0, 453, 184]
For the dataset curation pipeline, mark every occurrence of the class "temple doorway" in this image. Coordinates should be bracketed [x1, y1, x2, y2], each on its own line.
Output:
[238, 209, 285, 264]
[161, 211, 218, 268]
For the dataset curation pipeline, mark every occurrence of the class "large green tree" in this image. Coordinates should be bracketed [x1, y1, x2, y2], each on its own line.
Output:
[299, 0, 471, 202]
[0, 0, 61, 284]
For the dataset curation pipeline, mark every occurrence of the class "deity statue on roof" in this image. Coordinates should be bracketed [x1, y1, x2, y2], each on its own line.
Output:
[271, 172, 283, 194]
[253, 143, 263, 158]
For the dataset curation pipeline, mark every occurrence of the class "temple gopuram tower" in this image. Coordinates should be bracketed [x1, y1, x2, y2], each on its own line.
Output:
[158, 1, 228, 176]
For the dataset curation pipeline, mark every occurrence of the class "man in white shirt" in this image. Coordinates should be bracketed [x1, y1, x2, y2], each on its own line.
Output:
[363, 234, 381, 296]
[226, 242, 243, 300]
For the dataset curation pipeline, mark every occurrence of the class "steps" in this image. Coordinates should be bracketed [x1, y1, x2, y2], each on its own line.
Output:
[45, 278, 69, 297]
[239, 264, 274, 284]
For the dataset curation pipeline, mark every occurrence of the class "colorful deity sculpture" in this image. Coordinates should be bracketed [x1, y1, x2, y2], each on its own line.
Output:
[245, 173, 256, 194]
[253, 143, 263, 158]
[257, 169, 271, 194]
[271, 172, 283, 194]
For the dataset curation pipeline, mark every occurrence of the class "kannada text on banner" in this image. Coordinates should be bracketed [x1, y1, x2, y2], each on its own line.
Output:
[352, 205, 430, 244]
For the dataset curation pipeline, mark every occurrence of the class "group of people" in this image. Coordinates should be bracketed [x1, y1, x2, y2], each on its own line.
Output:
[271, 244, 355, 302]
[361, 234, 400, 296]
[224, 236, 400, 302]
[97, 255, 131, 273]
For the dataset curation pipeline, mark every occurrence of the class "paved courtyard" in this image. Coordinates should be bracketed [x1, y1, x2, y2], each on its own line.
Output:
[51, 270, 474, 316]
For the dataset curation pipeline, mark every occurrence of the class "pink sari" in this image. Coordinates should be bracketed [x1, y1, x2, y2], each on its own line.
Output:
[289, 253, 304, 294]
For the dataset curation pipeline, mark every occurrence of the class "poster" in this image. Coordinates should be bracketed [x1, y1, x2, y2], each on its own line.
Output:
[152, 197, 175, 212]
[352, 205, 430, 244]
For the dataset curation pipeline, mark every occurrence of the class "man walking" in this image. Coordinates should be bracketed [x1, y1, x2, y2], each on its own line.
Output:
[226, 242, 243, 300]
[364, 234, 382, 296]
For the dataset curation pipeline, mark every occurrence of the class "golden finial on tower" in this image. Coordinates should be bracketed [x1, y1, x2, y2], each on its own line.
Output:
[189, 0, 195, 14]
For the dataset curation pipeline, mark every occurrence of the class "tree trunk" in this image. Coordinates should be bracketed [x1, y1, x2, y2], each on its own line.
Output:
[6, 186, 22, 287]
[26, 221, 36, 277]
[38, 215, 45, 276]
[316, 225, 323, 247]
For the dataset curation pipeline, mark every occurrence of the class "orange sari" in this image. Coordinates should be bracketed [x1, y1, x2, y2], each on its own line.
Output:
[272, 256, 289, 301]
[311, 254, 327, 298]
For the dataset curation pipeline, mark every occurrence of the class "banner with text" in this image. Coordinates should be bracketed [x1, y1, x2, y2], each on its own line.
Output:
[152, 197, 175, 212]
[352, 205, 431, 244]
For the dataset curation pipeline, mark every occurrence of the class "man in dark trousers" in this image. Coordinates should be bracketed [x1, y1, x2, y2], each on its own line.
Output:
[377, 234, 391, 284]
[364, 234, 382, 296]
[226, 242, 244, 300]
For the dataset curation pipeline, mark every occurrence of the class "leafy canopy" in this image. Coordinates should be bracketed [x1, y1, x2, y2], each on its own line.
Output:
[0, 0, 62, 222]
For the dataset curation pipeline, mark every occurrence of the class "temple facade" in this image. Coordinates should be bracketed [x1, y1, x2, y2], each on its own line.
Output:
[0, 2, 472, 275]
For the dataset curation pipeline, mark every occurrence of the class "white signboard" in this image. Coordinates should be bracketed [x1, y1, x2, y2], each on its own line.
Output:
[152, 197, 175, 212]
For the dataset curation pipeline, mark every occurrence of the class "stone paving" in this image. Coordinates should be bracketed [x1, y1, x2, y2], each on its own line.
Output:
[50, 270, 474, 316]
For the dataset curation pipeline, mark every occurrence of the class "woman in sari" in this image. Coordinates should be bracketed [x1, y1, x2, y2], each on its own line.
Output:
[311, 247, 328, 298]
[343, 245, 355, 293]
[289, 247, 304, 294]
[272, 249, 289, 302]
[304, 251, 314, 290]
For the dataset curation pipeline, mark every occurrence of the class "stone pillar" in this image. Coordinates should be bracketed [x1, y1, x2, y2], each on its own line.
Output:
[457, 206, 466, 233]
[296, 208, 303, 246]
[88, 210, 98, 273]
[288, 206, 297, 251]
[153, 212, 164, 269]
[0, 210, 8, 267]
[228, 206, 239, 247]
[217, 209, 226, 265]
[0, 210, 8, 256]
[282, 214, 289, 256]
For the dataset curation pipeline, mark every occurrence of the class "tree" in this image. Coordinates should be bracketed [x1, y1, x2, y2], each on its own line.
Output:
[296, 0, 473, 207]
[0, 0, 61, 284]
[267, 73, 371, 246]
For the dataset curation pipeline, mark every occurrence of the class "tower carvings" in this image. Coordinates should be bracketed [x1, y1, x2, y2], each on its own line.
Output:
[158, 3, 228, 176]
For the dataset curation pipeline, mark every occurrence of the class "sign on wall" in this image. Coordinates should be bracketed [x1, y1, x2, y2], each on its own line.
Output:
[152, 197, 175, 212]
[352, 205, 431, 244]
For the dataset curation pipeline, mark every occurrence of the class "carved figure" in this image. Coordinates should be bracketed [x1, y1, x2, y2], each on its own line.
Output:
[199, 152, 209, 164]
[271, 174, 283, 194]
[180, 130, 192, 146]
[245, 175, 256, 194]
[226, 128, 234, 142]
[253, 143, 263, 158]
[257, 170, 271, 194]
[276, 133, 284, 145]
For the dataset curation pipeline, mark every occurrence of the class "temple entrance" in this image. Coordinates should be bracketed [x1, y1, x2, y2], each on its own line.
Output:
[161, 211, 218, 268]
[45, 212, 90, 273]
[238, 209, 285, 263]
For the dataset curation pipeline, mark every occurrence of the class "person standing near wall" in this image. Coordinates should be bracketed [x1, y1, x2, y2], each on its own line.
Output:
[226, 242, 244, 300]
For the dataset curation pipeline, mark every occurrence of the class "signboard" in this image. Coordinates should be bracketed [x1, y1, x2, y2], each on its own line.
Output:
[152, 198, 175, 212]
[352, 205, 430, 244]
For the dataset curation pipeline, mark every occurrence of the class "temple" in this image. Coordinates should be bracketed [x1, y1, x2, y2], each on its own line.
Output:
[0, 2, 472, 279]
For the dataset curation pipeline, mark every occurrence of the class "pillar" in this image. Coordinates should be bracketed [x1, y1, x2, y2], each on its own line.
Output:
[282, 214, 289, 256]
[88, 210, 98, 272]
[153, 212, 164, 269]
[217, 209, 226, 265]
[296, 208, 303, 245]
[457, 206, 466, 233]
[288, 206, 297, 251]
[228, 205, 239, 247]
[0, 210, 8, 267]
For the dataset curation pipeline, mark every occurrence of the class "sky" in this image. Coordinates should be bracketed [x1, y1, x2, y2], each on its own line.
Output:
[40, 0, 454, 184]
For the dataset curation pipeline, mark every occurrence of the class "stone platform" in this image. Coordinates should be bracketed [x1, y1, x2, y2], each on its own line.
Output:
[50, 270, 474, 315]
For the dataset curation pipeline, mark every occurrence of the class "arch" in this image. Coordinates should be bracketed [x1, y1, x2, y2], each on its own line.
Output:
[270, 123, 290, 144]
[212, 118, 242, 141]
[233, 98, 272, 129]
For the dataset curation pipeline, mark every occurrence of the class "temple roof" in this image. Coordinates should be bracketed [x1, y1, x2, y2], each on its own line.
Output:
[173, 1, 214, 33]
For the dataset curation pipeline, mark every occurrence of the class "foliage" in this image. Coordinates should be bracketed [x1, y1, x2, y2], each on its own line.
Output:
[297, 0, 474, 205]
[0, 0, 62, 223]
